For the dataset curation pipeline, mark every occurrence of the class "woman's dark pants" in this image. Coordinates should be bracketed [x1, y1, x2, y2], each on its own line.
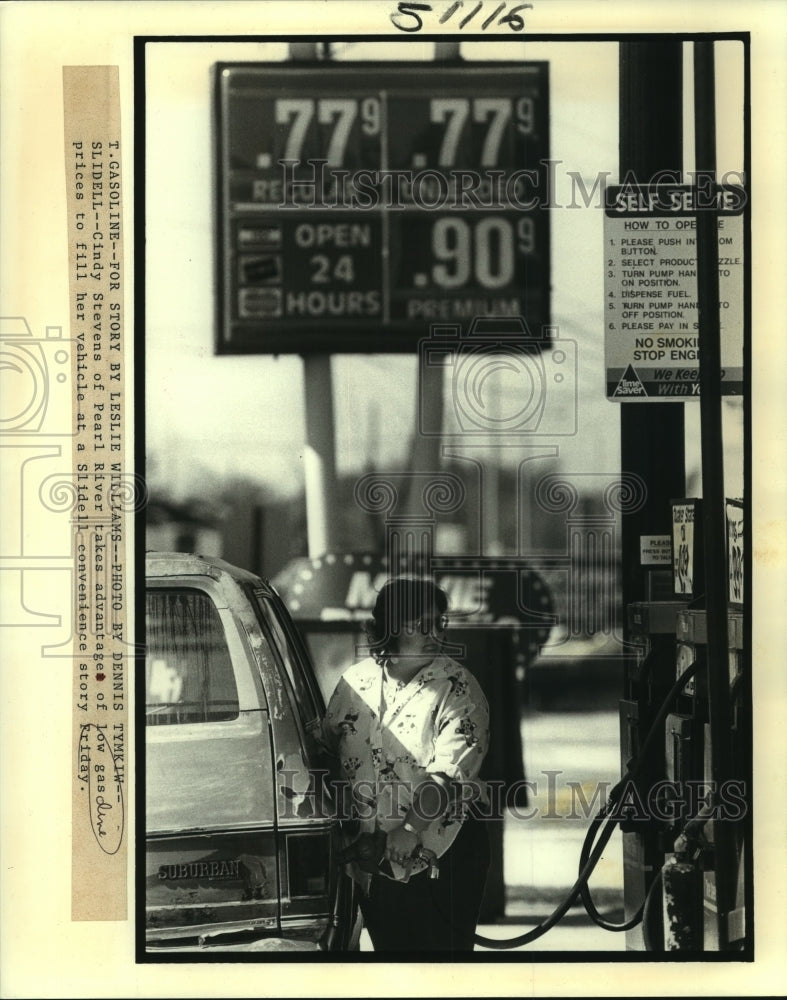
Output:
[358, 818, 491, 953]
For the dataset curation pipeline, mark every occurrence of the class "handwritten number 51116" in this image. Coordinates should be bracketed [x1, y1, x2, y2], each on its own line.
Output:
[391, 2, 533, 33]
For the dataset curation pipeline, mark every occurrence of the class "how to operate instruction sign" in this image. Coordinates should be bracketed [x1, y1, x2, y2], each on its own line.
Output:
[604, 183, 745, 399]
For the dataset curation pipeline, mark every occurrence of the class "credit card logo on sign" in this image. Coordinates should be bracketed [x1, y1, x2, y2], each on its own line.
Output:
[239, 255, 282, 285]
[238, 288, 282, 318]
[238, 226, 282, 249]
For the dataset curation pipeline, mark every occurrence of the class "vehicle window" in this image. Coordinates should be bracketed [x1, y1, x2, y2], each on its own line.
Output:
[270, 608, 319, 721]
[146, 588, 239, 725]
[254, 592, 321, 726]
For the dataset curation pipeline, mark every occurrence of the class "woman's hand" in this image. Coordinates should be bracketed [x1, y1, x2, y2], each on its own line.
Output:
[384, 824, 420, 866]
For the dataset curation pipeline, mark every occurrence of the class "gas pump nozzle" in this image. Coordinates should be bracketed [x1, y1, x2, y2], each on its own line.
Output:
[414, 846, 440, 879]
[338, 832, 440, 879]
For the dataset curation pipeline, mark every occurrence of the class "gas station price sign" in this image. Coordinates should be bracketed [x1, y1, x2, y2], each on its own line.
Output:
[215, 62, 550, 353]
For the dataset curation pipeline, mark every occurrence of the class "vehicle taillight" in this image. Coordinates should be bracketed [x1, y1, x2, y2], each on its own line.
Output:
[285, 832, 330, 897]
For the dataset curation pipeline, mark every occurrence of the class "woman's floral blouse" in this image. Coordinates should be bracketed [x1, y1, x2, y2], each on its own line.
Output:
[322, 653, 490, 883]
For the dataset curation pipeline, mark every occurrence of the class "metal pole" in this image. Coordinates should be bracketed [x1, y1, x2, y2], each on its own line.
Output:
[402, 42, 460, 539]
[693, 38, 736, 951]
[303, 354, 339, 557]
[619, 41, 686, 609]
[618, 40, 686, 952]
[434, 41, 461, 60]
[288, 41, 340, 558]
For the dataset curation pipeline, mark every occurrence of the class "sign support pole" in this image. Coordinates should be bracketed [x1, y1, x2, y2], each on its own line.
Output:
[302, 353, 339, 558]
[401, 43, 461, 549]
[289, 42, 340, 558]
[693, 39, 737, 951]
[619, 41, 686, 609]
[618, 40, 686, 951]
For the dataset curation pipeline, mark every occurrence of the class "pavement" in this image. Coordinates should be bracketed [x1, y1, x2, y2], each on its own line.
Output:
[361, 708, 629, 953]
[478, 706, 626, 952]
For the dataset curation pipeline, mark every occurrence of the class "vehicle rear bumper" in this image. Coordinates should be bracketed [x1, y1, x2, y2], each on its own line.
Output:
[146, 936, 323, 953]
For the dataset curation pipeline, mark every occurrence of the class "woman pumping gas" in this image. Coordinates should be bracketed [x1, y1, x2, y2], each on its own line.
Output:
[321, 576, 491, 953]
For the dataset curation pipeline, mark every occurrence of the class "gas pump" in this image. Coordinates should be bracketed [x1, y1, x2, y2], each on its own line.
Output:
[607, 36, 751, 955]
[669, 574, 747, 950]
[616, 497, 749, 953]
[620, 591, 689, 949]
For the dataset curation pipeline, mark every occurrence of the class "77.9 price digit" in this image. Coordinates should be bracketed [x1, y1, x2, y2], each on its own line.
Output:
[430, 96, 534, 167]
[275, 97, 381, 166]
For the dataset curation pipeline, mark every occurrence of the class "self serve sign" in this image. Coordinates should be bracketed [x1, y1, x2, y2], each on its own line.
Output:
[604, 183, 745, 399]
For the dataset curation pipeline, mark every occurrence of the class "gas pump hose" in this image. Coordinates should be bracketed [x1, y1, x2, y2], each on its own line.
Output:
[576, 657, 701, 931]
[473, 658, 699, 948]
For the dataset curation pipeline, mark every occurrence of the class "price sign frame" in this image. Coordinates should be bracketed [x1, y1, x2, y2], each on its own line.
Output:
[214, 61, 550, 354]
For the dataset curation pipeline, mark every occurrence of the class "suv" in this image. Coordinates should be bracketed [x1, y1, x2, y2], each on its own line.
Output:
[144, 551, 358, 953]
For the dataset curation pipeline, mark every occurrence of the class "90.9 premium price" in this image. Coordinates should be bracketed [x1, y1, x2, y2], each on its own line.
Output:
[395, 213, 537, 322]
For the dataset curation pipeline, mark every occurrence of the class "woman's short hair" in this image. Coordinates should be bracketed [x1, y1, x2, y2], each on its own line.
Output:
[365, 576, 449, 663]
